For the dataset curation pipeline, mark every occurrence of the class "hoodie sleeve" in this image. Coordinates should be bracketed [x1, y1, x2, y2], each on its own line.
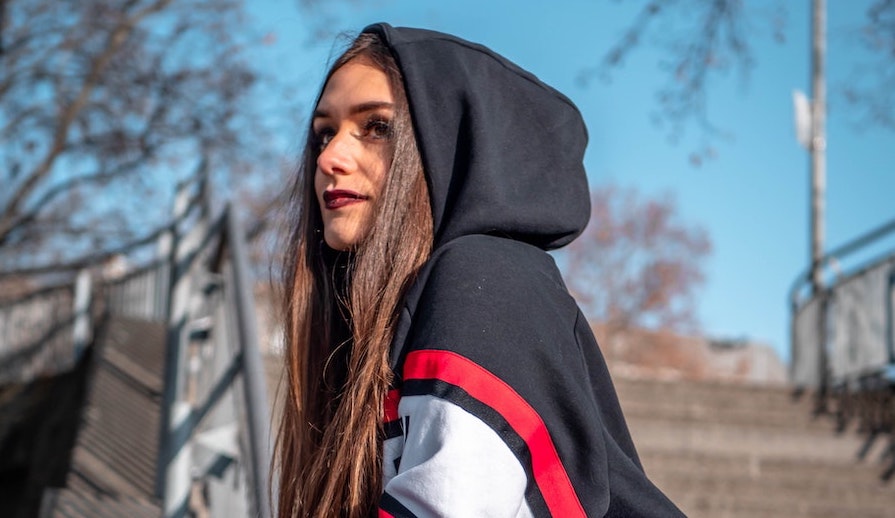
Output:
[380, 236, 684, 518]
[380, 382, 537, 517]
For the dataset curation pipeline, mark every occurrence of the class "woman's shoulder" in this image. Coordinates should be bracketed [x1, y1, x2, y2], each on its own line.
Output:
[401, 235, 580, 356]
[420, 234, 566, 297]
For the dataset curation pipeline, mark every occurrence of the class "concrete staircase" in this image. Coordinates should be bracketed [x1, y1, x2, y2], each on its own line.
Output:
[615, 376, 895, 517]
[41, 316, 165, 517]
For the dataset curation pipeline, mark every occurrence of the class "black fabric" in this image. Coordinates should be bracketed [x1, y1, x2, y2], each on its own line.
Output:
[364, 23, 590, 251]
[380, 492, 419, 518]
[362, 23, 684, 517]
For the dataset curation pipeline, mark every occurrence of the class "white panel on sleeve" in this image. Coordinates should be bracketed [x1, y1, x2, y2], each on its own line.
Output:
[382, 394, 534, 518]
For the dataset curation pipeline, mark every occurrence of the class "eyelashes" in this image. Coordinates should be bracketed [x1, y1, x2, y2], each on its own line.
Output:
[313, 114, 393, 151]
[314, 128, 335, 151]
[362, 115, 392, 141]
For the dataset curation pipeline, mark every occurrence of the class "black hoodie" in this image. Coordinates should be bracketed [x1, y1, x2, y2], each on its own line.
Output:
[365, 23, 684, 517]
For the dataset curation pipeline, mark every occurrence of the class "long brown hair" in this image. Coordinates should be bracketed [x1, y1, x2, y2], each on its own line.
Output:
[275, 32, 433, 517]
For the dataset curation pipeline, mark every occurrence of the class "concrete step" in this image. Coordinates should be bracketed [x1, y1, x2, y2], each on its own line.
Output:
[642, 450, 894, 504]
[614, 377, 798, 406]
[642, 448, 895, 517]
[641, 449, 891, 485]
[56, 316, 166, 509]
[626, 411, 868, 463]
[670, 489, 893, 518]
[44, 487, 159, 518]
[664, 476, 895, 518]
[615, 377, 822, 429]
[613, 376, 895, 516]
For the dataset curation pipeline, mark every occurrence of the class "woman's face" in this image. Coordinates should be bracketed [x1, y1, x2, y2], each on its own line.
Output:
[313, 59, 394, 251]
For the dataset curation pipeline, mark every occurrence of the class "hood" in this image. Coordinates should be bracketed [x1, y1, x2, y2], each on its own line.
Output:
[363, 23, 590, 251]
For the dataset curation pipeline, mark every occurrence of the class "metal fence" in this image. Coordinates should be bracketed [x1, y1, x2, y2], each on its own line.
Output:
[0, 178, 273, 516]
[106, 259, 170, 322]
[790, 218, 895, 479]
[828, 258, 895, 383]
[791, 294, 824, 389]
[0, 275, 91, 385]
[791, 238, 895, 391]
[155, 204, 273, 518]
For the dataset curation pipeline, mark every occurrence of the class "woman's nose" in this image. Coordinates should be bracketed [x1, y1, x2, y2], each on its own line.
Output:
[317, 132, 354, 176]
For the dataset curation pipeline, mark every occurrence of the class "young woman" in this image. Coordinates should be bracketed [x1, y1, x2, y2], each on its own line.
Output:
[276, 23, 683, 518]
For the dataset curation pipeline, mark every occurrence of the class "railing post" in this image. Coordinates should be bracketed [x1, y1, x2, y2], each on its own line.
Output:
[72, 270, 92, 361]
[159, 182, 196, 516]
[815, 291, 830, 414]
[887, 270, 895, 365]
[157, 226, 173, 321]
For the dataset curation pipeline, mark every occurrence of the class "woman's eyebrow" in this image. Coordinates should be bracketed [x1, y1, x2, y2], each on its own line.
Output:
[313, 101, 395, 120]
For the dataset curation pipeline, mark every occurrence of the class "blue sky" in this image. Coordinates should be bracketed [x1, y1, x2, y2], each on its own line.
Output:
[248, 0, 895, 363]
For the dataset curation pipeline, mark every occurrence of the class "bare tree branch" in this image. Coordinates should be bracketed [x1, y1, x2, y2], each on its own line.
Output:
[563, 184, 711, 343]
[0, 0, 287, 272]
[844, 0, 895, 129]
[597, 0, 895, 162]
[2, 150, 159, 240]
[590, 0, 783, 163]
[0, 0, 173, 242]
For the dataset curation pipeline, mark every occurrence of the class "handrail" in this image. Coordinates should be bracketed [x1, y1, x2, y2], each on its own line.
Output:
[789, 216, 895, 395]
[217, 206, 273, 518]
[789, 215, 895, 307]
[1, 176, 275, 516]
[156, 200, 273, 518]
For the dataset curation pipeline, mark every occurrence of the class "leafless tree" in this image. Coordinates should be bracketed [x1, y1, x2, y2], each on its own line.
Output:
[0, 0, 276, 274]
[845, 0, 895, 129]
[563, 184, 711, 345]
[591, 0, 895, 163]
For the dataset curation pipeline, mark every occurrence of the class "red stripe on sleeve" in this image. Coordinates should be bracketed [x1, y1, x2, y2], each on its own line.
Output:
[378, 509, 394, 518]
[402, 349, 586, 518]
[383, 388, 401, 423]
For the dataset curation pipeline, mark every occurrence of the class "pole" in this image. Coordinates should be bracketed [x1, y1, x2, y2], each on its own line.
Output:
[810, 0, 826, 295]
[810, 0, 828, 412]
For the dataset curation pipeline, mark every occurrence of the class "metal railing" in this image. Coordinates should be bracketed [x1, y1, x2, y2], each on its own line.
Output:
[789, 216, 895, 479]
[155, 197, 273, 518]
[0, 273, 92, 385]
[0, 177, 274, 516]
[790, 218, 895, 391]
[106, 258, 170, 322]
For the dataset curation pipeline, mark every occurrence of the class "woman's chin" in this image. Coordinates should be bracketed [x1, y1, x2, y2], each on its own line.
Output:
[323, 232, 354, 252]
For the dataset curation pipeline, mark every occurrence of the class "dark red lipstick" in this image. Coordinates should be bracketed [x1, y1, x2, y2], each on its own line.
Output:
[323, 189, 368, 209]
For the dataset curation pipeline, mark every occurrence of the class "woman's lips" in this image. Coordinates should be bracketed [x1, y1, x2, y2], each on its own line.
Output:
[323, 189, 368, 209]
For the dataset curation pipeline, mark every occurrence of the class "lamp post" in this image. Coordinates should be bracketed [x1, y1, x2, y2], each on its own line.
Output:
[809, 0, 826, 296]
[792, 0, 827, 407]
[794, 0, 826, 294]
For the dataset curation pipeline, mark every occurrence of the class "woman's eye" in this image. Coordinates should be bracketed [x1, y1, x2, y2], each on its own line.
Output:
[363, 117, 391, 140]
[315, 129, 334, 150]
